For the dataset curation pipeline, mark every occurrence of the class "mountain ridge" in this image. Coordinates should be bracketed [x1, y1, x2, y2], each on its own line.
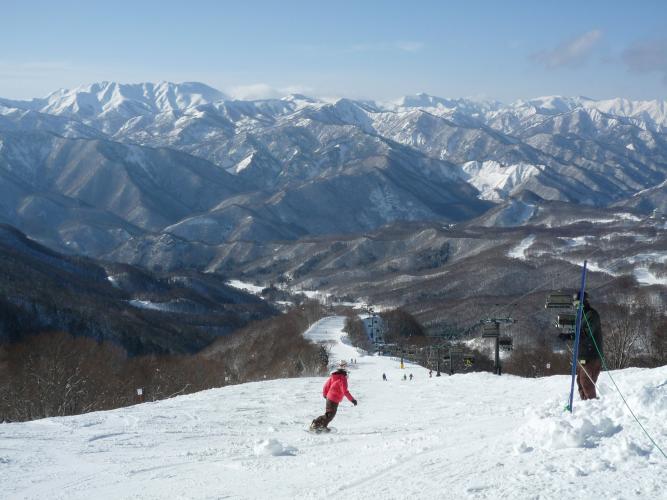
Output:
[1, 81, 666, 258]
[4, 82, 667, 128]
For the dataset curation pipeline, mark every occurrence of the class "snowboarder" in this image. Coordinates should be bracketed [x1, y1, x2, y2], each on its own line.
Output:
[310, 360, 357, 432]
[574, 291, 603, 400]
[382, 373, 387, 381]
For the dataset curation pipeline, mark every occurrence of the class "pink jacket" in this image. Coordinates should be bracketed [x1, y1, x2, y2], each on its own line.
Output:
[323, 371, 354, 403]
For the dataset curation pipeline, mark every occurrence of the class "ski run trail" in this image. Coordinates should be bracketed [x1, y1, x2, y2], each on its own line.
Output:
[1, 316, 665, 499]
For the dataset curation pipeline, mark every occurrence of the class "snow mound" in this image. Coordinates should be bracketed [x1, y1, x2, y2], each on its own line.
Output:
[626, 381, 667, 415]
[253, 438, 297, 457]
[518, 403, 622, 450]
[516, 375, 666, 458]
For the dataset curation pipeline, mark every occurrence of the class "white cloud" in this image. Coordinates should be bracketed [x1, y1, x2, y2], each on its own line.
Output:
[393, 41, 424, 52]
[531, 30, 603, 69]
[227, 83, 312, 100]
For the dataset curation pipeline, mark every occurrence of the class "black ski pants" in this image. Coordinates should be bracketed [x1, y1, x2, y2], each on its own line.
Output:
[312, 399, 338, 428]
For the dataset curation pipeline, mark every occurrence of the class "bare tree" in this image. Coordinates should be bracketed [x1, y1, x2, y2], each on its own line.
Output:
[602, 303, 656, 369]
[381, 308, 425, 344]
[634, 302, 666, 366]
[1, 332, 129, 421]
[1, 302, 328, 422]
[504, 338, 571, 377]
[343, 315, 373, 351]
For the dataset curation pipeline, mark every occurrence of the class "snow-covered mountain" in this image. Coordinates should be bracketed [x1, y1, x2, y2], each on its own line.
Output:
[1, 316, 664, 499]
[3, 81, 227, 134]
[1, 82, 667, 255]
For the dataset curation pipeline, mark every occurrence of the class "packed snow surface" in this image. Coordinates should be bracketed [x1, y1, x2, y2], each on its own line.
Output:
[508, 234, 536, 259]
[633, 268, 667, 286]
[226, 279, 265, 295]
[128, 299, 177, 312]
[1, 316, 665, 499]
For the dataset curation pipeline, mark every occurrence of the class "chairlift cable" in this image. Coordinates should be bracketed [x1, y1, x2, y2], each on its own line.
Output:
[567, 261, 588, 412]
[484, 238, 630, 321]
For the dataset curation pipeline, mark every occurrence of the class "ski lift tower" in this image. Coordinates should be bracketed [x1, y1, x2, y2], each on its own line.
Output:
[428, 328, 459, 376]
[366, 306, 385, 345]
[481, 317, 515, 375]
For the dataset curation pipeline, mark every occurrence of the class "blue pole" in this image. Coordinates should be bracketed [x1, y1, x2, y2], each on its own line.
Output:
[567, 260, 588, 413]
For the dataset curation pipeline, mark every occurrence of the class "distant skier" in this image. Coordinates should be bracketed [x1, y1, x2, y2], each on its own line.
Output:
[574, 291, 604, 400]
[409, 373, 413, 381]
[382, 373, 387, 381]
[310, 360, 357, 432]
[403, 374, 407, 381]
[429, 370, 433, 378]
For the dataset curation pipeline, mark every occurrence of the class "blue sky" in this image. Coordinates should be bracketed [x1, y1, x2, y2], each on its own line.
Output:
[1, 0, 666, 101]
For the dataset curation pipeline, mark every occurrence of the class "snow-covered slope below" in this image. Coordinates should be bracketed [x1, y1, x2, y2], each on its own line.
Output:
[1, 316, 665, 499]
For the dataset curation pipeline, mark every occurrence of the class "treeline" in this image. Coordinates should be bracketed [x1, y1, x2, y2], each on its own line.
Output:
[0, 225, 276, 355]
[600, 302, 666, 369]
[380, 309, 426, 343]
[344, 308, 495, 374]
[342, 314, 373, 351]
[0, 301, 327, 422]
[505, 299, 667, 376]
[503, 341, 572, 377]
[343, 308, 427, 350]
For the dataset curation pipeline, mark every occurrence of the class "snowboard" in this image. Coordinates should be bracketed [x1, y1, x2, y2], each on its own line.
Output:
[308, 425, 336, 434]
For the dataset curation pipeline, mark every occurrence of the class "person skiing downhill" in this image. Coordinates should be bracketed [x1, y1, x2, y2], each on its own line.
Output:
[310, 360, 357, 431]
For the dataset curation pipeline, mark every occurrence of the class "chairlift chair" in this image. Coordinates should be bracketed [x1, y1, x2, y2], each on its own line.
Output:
[498, 336, 513, 351]
[481, 322, 500, 338]
[553, 313, 576, 341]
[545, 291, 574, 309]
[556, 313, 576, 329]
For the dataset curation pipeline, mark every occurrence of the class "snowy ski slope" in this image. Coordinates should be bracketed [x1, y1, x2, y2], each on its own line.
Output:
[1, 316, 665, 499]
